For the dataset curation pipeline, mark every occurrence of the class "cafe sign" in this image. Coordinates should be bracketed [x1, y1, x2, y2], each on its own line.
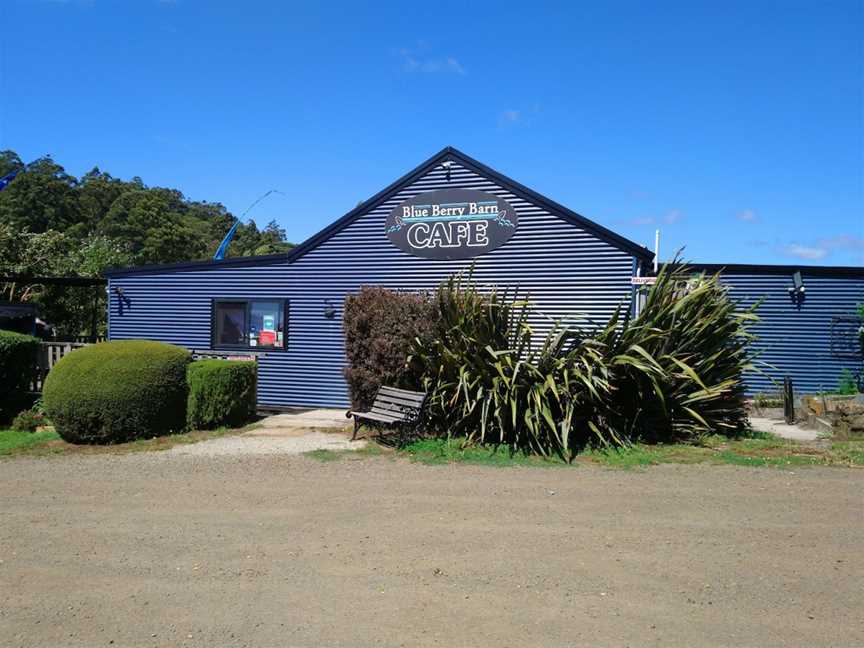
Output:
[385, 189, 518, 260]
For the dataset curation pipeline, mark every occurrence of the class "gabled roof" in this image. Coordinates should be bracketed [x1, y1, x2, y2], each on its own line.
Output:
[105, 146, 653, 277]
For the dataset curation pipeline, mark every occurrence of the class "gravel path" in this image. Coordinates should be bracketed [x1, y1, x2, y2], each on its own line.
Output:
[170, 431, 364, 456]
[1, 453, 862, 647]
[749, 416, 821, 441]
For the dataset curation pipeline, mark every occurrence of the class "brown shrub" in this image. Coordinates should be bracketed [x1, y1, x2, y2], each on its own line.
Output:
[342, 286, 438, 411]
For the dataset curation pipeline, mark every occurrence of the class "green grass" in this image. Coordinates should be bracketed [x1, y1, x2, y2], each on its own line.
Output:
[0, 424, 251, 457]
[305, 448, 344, 462]
[6, 422, 861, 471]
[402, 437, 568, 467]
[0, 429, 61, 455]
[303, 443, 384, 462]
[397, 434, 864, 470]
[583, 440, 824, 469]
[830, 440, 864, 465]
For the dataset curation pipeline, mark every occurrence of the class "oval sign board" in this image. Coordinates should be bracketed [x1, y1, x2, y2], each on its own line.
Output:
[385, 189, 518, 260]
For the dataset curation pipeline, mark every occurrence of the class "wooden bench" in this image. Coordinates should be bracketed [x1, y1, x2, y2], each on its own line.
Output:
[347, 386, 427, 441]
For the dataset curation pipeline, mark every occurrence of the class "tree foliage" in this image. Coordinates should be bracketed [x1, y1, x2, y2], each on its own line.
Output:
[0, 225, 134, 336]
[0, 329, 40, 422]
[0, 149, 294, 335]
[0, 157, 80, 233]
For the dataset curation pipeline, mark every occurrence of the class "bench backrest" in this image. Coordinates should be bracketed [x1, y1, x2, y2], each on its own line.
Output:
[371, 386, 427, 422]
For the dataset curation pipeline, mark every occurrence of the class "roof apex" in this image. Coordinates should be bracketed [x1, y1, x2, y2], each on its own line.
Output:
[283, 145, 653, 264]
[106, 147, 653, 277]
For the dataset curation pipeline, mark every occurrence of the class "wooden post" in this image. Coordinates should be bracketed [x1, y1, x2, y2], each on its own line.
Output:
[783, 376, 795, 425]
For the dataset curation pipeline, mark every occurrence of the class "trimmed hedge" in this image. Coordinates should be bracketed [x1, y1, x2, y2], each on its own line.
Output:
[43, 340, 191, 444]
[187, 360, 257, 429]
[0, 329, 40, 422]
[343, 286, 438, 411]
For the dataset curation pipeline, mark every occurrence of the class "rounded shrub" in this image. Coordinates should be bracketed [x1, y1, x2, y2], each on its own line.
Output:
[187, 359, 257, 430]
[0, 329, 40, 423]
[43, 340, 191, 444]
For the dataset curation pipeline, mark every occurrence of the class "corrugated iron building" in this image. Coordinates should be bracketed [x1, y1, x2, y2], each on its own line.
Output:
[106, 147, 654, 409]
[691, 264, 864, 396]
[105, 147, 863, 406]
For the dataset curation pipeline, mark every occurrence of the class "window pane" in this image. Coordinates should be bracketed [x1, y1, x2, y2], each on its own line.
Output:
[249, 301, 284, 348]
[215, 302, 246, 346]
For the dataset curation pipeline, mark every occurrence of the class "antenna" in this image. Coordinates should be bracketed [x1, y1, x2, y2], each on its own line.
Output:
[238, 189, 287, 220]
[653, 229, 660, 273]
[213, 189, 287, 261]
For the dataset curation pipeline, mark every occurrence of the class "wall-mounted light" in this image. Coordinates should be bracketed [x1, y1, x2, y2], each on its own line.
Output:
[323, 298, 336, 320]
[441, 160, 452, 182]
[788, 271, 806, 307]
[113, 286, 131, 315]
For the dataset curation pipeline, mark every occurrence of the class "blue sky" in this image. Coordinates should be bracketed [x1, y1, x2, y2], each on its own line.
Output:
[2, 0, 862, 265]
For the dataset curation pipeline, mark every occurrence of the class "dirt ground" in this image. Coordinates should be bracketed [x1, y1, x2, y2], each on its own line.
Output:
[1, 452, 862, 648]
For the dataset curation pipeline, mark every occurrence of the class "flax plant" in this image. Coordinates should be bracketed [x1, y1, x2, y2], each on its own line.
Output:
[411, 259, 757, 458]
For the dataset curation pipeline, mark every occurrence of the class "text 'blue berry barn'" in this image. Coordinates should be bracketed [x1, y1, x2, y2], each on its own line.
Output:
[105, 148, 864, 406]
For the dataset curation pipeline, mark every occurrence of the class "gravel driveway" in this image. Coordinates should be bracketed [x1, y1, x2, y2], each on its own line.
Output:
[1, 452, 862, 647]
[169, 431, 364, 456]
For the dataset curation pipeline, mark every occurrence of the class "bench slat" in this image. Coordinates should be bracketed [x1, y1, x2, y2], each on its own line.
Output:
[372, 398, 422, 411]
[377, 386, 426, 402]
[371, 407, 413, 421]
[375, 397, 424, 408]
[371, 401, 414, 415]
[378, 386, 424, 396]
[375, 392, 426, 407]
[350, 410, 403, 424]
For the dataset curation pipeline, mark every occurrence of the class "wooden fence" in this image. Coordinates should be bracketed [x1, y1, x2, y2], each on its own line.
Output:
[190, 349, 259, 361]
[59, 335, 107, 344]
[31, 342, 89, 392]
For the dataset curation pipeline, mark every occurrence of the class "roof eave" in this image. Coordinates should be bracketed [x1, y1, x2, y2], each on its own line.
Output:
[676, 262, 864, 279]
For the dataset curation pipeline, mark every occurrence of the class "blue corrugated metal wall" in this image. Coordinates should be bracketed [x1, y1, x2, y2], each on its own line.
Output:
[710, 269, 864, 395]
[108, 160, 640, 408]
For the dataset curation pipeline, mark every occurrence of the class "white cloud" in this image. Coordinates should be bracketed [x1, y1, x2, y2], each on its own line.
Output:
[399, 45, 467, 76]
[620, 211, 680, 226]
[628, 216, 656, 226]
[500, 109, 520, 124]
[445, 57, 466, 75]
[736, 209, 757, 222]
[779, 235, 863, 261]
[820, 234, 864, 251]
[664, 209, 683, 224]
[781, 244, 828, 261]
[498, 104, 541, 127]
